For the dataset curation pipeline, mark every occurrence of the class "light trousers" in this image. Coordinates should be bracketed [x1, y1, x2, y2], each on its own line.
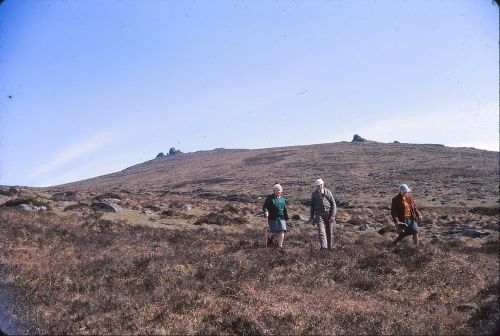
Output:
[315, 212, 333, 249]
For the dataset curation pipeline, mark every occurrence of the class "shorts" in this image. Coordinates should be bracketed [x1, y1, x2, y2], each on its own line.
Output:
[400, 218, 419, 236]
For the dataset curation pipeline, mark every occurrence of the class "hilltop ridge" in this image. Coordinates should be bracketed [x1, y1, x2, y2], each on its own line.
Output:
[56, 141, 499, 209]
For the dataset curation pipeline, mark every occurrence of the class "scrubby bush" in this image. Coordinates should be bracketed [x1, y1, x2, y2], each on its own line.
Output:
[160, 209, 177, 217]
[1, 198, 50, 208]
[92, 192, 122, 201]
[63, 202, 89, 212]
[194, 212, 232, 225]
[141, 203, 161, 212]
[0, 187, 17, 196]
[51, 191, 78, 201]
[221, 204, 239, 214]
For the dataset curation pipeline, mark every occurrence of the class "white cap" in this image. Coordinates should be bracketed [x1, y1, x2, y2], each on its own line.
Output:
[273, 184, 283, 191]
[399, 184, 411, 192]
[315, 178, 324, 186]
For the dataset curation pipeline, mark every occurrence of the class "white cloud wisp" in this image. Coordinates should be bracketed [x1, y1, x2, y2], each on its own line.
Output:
[27, 132, 117, 185]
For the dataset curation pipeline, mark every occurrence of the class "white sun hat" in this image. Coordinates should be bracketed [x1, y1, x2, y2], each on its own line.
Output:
[273, 184, 283, 191]
[399, 184, 411, 192]
[314, 178, 324, 186]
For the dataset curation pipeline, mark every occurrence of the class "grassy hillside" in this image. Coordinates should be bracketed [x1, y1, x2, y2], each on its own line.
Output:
[59, 142, 499, 209]
[0, 141, 498, 334]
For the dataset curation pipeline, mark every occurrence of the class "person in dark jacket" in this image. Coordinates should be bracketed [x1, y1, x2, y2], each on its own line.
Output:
[391, 183, 423, 246]
[263, 184, 289, 248]
[310, 178, 337, 249]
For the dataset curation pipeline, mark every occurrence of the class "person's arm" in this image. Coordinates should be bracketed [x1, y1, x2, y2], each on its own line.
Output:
[415, 208, 422, 222]
[410, 196, 422, 223]
[310, 193, 315, 220]
[391, 198, 399, 225]
[263, 196, 270, 219]
[284, 199, 289, 221]
[327, 190, 337, 218]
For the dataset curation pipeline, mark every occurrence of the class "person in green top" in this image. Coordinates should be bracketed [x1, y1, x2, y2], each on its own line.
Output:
[263, 184, 289, 248]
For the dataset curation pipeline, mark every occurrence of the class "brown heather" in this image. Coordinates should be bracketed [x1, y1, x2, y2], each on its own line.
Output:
[0, 206, 497, 335]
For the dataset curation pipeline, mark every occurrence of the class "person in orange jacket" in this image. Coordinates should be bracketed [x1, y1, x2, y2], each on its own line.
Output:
[391, 184, 423, 247]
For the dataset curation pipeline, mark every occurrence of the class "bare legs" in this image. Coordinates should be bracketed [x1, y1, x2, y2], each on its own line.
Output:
[393, 232, 420, 247]
[275, 231, 285, 248]
[268, 231, 285, 248]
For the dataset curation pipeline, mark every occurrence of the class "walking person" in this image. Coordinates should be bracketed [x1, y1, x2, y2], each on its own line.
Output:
[263, 184, 289, 248]
[391, 183, 423, 247]
[310, 178, 337, 249]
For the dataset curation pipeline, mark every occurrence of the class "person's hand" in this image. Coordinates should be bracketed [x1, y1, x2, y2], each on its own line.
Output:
[329, 216, 335, 224]
[264, 212, 269, 219]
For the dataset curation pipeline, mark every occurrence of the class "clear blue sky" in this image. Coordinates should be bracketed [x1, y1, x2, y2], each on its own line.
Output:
[1, 0, 498, 187]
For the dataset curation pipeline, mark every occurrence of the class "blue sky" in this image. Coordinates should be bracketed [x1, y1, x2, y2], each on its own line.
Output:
[0, 0, 498, 187]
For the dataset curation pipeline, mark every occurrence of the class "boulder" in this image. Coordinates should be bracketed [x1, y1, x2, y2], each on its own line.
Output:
[14, 204, 47, 212]
[462, 229, 491, 238]
[91, 201, 122, 213]
[352, 134, 367, 142]
[359, 223, 373, 231]
[168, 147, 182, 156]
